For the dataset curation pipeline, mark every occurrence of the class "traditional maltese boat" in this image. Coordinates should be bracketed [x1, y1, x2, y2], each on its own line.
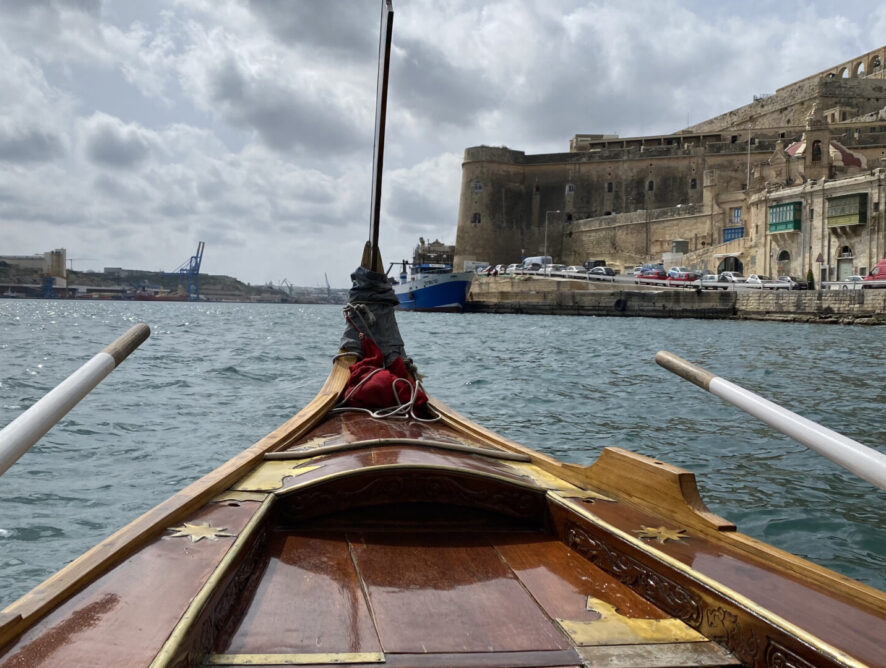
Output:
[2, 3, 886, 667]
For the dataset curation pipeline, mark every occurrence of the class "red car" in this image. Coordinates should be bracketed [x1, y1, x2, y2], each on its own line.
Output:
[636, 268, 668, 285]
[863, 258, 886, 287]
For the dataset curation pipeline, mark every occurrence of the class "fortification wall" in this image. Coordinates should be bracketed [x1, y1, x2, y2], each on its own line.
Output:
[467, 279, 886, 324]
[685, 78, 886, 134]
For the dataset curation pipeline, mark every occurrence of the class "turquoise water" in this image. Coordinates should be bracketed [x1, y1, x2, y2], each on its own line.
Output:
[1, 300, 884, 608]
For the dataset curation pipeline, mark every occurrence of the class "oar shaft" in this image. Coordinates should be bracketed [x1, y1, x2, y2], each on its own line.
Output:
[655, 351, 886, 492]
[0, 323, 150, 476]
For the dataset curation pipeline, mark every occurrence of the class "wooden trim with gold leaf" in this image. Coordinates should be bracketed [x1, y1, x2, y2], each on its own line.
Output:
[150, 495, 274, 667]
[548, 493, 866, 668]
[0, 356, 353, 653]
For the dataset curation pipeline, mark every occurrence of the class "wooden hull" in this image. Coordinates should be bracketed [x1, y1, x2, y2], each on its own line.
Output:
[2, 357, 885, 667]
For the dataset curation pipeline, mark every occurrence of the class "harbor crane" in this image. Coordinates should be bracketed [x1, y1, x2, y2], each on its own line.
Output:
[165, 241, 205, 301]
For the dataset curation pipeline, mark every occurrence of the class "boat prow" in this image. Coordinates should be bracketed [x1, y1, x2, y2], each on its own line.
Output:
[2, 359, 885, 667]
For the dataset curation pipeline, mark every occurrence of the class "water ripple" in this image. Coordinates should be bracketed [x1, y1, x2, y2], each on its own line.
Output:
[0, 301, 884, 610]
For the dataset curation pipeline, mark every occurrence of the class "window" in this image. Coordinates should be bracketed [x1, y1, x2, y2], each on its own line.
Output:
[565, 183, 575, 194]
[606, 182, 613, 193]
[471, 213, 481, 225]
[647, 180, 654, 192]
[731, 207, 742, 224]
[472, 181, 483, 193]
[690, 178, 697, 189]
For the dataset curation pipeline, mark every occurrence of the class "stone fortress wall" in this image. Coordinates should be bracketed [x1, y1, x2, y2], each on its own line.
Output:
[454, 44, 886, 282]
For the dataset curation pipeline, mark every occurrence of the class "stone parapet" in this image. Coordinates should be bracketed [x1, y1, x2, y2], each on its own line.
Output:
[466, 279, 886, 324]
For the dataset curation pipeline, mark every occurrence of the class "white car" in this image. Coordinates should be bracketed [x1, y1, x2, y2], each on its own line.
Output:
[700, 274, 726, 290]
[719, 271, 745, 283]
[563, 265, 587, 276]
[504, 263, 520, 274]
[745, 274, 772, 288]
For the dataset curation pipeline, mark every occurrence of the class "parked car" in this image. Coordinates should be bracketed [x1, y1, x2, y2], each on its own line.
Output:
[666, 266, 698, 279]
[631, 266, 644, 276]
[589, 266, 615, 276]
[666, 270, 697, 282]
[745, 274, 772, 288]
[564, 265, 587, 275]
[504, 263, 520, 275]
[637, 268, 668, 284]
[719, 271, 745, 283]
[700, 274, 726, 290]
[539, 263, 567, 276]
[839, 275, 864, 290]
[776, 275, 808, 290]
[863, 258, 886, 287]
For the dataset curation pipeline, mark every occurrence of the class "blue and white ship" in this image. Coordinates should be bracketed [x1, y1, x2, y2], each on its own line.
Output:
[391, 239, 473, 312]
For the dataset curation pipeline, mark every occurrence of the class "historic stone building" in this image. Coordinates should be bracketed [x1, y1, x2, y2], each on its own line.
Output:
[454, 45, 886, 282]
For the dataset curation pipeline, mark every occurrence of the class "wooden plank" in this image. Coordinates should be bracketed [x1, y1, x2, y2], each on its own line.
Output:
[220, 533, 381, 656]
[584, 497, 886, 664]
[494, 534, 669, 621]
[0, 502, 260, 667]
[577, 641, 741, 667]
[349, 532, 569, 654]
[0, 358, 352, 652]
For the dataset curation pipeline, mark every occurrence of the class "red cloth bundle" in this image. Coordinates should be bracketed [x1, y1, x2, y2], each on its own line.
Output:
[343, 336, 427, 410]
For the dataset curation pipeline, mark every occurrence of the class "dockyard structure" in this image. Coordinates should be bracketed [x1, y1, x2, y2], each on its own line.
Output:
[454, 45, 886, 281]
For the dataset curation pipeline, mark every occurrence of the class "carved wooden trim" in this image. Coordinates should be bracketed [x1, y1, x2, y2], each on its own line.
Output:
[556, 514, 844, 668]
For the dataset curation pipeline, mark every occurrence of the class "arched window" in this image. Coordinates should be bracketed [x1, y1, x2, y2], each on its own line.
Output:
[647, 180, 654, 192]
[690, 178, 697, 189]
[854, 61, 866, 77]
[872, 55, 882, 72]
[811, 140, 822, 163]
[840, 245, 853, 258]
[839, 66, 849, 79]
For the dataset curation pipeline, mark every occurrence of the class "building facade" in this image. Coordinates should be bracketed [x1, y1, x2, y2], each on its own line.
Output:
[454, 45, 886, 281]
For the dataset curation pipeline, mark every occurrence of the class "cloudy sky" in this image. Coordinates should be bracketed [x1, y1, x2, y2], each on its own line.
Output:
[2, 1, 885, 288]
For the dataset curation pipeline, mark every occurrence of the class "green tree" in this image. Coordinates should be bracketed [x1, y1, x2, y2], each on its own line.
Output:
[806, 268, 815, 291]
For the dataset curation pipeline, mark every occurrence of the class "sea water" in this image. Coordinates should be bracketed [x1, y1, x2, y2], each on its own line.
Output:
[1, 300, 884, 608]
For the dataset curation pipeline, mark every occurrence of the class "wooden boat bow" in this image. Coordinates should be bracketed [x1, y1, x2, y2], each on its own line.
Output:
[2, 359, 885, 667]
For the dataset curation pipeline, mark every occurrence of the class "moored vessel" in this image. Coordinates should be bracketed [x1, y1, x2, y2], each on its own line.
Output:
[392, 238, 473, 311]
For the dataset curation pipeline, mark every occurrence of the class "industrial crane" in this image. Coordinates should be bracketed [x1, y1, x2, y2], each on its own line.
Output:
[165, 241, 205, 301]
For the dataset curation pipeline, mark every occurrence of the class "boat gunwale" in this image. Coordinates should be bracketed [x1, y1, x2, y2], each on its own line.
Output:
[0, 355, 356, 651]
[548, 493, 868, 668]
[429, 396, 886, 618]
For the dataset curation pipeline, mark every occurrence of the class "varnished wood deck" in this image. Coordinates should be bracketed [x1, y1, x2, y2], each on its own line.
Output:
[2, 392, 885, 667]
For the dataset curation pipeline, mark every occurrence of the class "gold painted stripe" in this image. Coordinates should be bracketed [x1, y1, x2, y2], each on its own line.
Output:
[550, 493, 867, 668]
[149, 496, 274, 668]
[272, 463, 546, 498]
[207, 652, 384, 665]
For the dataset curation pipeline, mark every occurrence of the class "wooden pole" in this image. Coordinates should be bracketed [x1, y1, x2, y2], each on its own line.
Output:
[655, 351, 886, 492]
[0, 324, 150, 476]
[368, 0, 394, 273]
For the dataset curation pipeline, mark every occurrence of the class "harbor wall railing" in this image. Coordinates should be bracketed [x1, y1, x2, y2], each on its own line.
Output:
[467, 278, 886, 324]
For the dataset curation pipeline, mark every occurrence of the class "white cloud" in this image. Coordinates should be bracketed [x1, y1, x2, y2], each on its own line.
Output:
[1, 0, 885, 286]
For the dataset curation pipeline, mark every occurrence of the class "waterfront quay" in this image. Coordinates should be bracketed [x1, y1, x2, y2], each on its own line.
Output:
[467, 276, 886, 324]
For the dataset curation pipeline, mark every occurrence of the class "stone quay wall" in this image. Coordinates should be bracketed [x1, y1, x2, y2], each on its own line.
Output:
[466, 278, 886, 324]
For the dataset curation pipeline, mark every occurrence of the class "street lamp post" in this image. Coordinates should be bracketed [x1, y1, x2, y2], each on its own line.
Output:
[544, 210, 560, 273]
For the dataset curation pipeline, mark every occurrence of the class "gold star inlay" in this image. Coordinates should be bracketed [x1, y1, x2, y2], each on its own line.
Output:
[633, 525, 689, 544]
[168, 522, 235, 543]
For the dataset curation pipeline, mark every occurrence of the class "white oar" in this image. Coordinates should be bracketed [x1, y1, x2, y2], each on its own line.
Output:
[0, 323, 150, 476]
[655, 350, 886, 492]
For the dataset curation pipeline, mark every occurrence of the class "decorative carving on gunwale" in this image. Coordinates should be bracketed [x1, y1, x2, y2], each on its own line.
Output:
[280, 471, 546, 521]
[566, 525, 703, 626]
[563, 522, 782, 666]
[703, 606, 759, 665]
[764, 640, 819, 668]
